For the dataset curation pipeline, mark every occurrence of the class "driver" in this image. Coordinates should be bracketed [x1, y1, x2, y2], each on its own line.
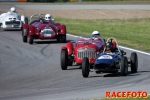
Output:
[105, 42, 116, 53]
[9, 7, 18, 13]
[45, 14, 59, 31]
[45, 14, 54, 22]
[92, 31, 105, 43]
[92, 31, 101, 40]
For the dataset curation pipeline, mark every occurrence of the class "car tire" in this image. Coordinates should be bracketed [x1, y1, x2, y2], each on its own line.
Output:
[130, 52, 138, 73]
[61, 35, 66, 43]
[56, 36, 60, 42]
[121, 56, 128, 76]
[25, 17, 28, 24]
[23, 36, 27, 43]
[82, 57, 90, 78]
[29, 36, 34, 44]
[61, 49, 68, 70]
[23, 29, 28, 42]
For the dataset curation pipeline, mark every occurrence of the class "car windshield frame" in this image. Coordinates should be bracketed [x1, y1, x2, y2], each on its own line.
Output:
[76, 36, 92, 44]
[30, 14, 54, 23]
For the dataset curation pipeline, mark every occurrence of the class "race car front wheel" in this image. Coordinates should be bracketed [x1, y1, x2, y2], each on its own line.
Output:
[23, 36, 27, 43]
[130, 52, 138, 73]
[22, 29, 28, 42]
[121, 56, 128, 76]
[29, 36, 34, 44]
[61, 49, 68, 70]
[82, 57, 90, 78]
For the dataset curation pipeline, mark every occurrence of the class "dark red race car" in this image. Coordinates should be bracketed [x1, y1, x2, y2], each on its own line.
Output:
[22, 14, 66, 44]
[60, 36, 105, 70]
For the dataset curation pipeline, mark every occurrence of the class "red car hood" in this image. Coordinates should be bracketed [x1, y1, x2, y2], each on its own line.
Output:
[31, 21, 56, 31]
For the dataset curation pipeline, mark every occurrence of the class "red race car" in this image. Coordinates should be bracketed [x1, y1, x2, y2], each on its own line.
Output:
[22, 14, 66, 44]
[60, 31, 105, 70]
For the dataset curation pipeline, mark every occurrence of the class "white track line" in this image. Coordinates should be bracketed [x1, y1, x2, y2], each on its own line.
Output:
[67, 34, 150, 56]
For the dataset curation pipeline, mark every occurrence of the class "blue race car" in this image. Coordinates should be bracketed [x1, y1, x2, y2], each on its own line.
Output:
[82, 37, 138, 78]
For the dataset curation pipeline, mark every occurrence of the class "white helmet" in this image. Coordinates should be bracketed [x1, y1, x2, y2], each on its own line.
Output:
[45, 14, 51, 20]
[92, 31, 100, 39]
[10, 7, 16, 12]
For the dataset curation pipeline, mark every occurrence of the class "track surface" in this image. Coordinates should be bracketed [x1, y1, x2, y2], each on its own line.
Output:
[0, 4, 150, 100]
[12, 4, 150, 10]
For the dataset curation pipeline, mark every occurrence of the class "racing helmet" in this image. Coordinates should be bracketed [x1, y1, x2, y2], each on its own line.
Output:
[45, 14, 51, 20]
[10, 7, 16, 12]
[106, 42, 114, 52]
[92, 31, 100, 40]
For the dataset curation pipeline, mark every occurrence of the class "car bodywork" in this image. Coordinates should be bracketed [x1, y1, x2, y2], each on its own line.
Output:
[82, 37, 138, 78]
[22, 14, 66, 44]
[60, 36, 105, 70]
[0, 12, 28, 30]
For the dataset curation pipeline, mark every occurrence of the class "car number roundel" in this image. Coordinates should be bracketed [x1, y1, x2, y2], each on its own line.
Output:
[98, 55, 112, 59]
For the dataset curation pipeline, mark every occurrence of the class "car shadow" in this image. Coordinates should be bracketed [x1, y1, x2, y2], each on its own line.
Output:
[67, 67, 81, 70]
[34, 40, 72, 44]
[0, 29, 21, 31]
[88, 70, 150, 78]
[67, 65, 81, 70]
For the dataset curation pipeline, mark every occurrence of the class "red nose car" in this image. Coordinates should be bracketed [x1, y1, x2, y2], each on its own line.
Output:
[60, 37, 105, 70]
[22, 14, 66, 44]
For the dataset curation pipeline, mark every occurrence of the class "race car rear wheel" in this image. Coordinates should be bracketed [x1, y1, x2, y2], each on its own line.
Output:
[56, 36, 60, 42]
[29, 36, 34, 44]
[121, 56, 128, 76]
[61, 49, 68, 70]
[61, 35, 66, 43]
[130, 52, 138, 73]
[82, 57, 90, 78]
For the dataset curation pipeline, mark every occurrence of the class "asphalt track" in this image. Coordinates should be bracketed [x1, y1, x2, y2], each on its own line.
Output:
[0, 4, 150, 100]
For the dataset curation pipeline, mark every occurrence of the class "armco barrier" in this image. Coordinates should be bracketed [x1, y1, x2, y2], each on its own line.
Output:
[0, 0, 26, 2]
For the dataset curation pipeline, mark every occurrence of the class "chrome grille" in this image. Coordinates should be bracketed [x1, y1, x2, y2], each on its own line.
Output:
[41, 28, 55, 37]
[77, 48, 96, 59]
[5, 21, 20, 25]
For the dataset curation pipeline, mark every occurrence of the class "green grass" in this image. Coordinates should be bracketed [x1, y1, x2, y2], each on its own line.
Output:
[55, 18, 150, 52]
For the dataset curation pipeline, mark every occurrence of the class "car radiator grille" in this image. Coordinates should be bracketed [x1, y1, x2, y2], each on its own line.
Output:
[95, 64, 109, 69]
[5, 21, 20, 25]
[77, 48, 96, 59]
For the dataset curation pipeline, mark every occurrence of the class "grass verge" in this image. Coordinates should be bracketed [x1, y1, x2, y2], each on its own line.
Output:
[55, 18, 150, 52]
